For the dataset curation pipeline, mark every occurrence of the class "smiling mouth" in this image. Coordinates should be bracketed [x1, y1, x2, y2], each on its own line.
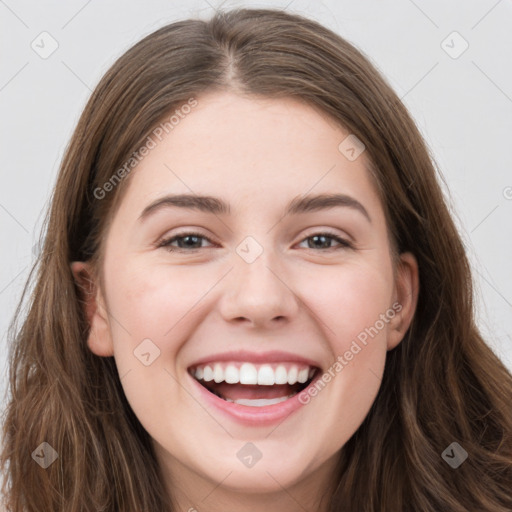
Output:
[188, 362, 320, 407]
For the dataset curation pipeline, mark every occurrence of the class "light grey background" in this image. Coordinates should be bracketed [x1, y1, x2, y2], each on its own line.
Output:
[1, 0, 511, 423]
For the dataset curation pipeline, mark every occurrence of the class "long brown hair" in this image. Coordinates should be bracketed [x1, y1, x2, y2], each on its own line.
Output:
[2, 8, 511, 511]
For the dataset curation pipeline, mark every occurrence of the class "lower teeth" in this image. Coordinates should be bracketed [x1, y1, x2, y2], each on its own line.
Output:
[224, 395, 294, 407]
[201, 379, 312, 406]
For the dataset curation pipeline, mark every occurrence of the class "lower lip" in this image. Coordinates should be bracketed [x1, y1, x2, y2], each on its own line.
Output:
[188, 372, 319, 426]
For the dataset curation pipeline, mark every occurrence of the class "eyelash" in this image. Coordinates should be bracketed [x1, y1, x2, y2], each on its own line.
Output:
[157, 230, 353, 253]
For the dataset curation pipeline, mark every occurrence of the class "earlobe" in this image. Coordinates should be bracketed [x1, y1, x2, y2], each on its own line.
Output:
[70, 261, 114, 357]
[387, 252, 419, 351]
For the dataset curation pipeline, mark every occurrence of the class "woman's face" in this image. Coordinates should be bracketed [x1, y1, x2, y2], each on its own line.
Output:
[73, 91, 418, 507]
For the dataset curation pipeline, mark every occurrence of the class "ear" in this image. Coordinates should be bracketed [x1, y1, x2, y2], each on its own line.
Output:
[386, 252, 419, 351]
[70, 261, 114, 357]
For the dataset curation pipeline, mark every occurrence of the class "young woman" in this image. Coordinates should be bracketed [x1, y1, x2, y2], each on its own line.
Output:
[1, 7, 511, 512]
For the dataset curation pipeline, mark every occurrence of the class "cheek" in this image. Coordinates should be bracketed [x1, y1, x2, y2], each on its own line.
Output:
[299, 262, 393, 423]
[105, 258, 210, 341]
[302, 261, 394, 346]
[325, 267, 395, 430]
[100, 258, 204, 393]
[102, 260, 208, 433]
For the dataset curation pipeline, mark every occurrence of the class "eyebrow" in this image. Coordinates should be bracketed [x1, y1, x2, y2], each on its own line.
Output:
[138, 192, 371, 223]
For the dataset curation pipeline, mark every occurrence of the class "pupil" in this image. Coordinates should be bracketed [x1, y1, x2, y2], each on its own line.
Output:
[309, 235, 330, 249]
[180, 235, 200, 248]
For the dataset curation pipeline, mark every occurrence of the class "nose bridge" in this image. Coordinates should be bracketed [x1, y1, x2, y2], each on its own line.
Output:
[219, 234, 299, 326]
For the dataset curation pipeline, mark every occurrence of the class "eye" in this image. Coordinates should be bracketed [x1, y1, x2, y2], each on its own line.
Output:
[158, 230, 352, 253]
[158, 232, 215, 252]
[297, 232, 353, 251]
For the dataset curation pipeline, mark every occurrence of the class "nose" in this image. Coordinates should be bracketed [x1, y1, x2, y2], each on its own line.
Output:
[218, 248, 300, 329]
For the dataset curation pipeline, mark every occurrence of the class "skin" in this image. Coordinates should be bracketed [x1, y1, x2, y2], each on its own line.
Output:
[71, 91, 419, 512]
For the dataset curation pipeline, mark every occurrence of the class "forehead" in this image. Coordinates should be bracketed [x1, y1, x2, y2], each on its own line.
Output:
[114, 91, 382, 221]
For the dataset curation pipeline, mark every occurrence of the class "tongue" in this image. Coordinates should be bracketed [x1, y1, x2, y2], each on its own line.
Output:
[206, 382, 301, 400]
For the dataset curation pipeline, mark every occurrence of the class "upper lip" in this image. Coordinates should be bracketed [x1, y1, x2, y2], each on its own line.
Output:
[187, 350, 322, 370]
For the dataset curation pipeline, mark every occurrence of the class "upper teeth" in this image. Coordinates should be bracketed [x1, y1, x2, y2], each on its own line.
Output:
[191, 363, 316, 386]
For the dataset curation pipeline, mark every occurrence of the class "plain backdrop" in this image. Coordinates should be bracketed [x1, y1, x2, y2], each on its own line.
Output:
[1, 0, 511, 420]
